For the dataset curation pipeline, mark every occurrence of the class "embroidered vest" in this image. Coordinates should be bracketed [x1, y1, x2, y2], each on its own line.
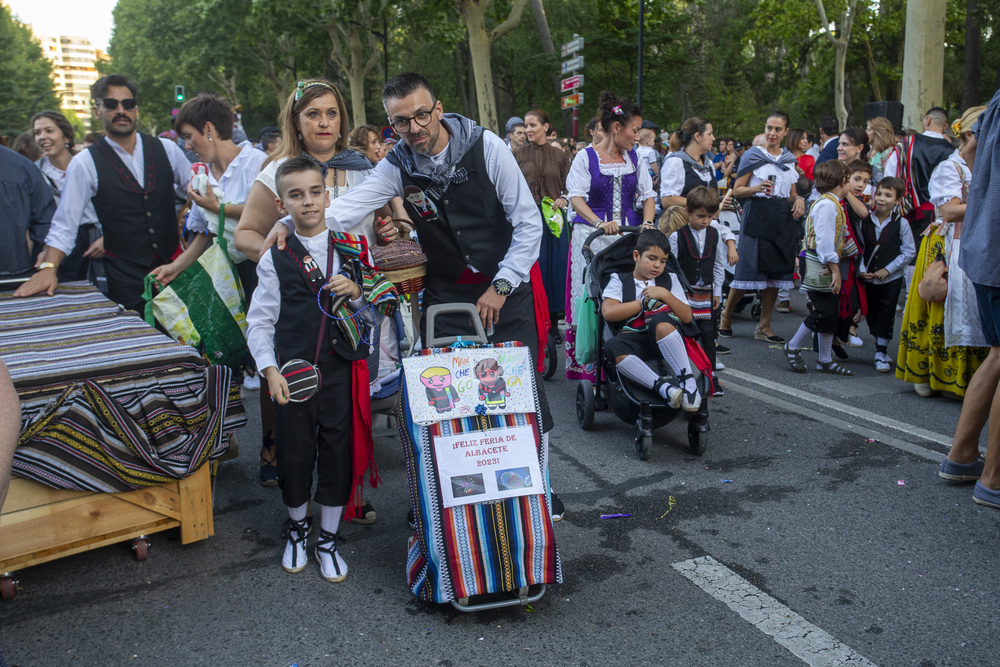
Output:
[675, 225, 719, 287]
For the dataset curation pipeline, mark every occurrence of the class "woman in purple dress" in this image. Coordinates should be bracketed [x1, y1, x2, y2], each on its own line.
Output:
[565, 91, 656, 380]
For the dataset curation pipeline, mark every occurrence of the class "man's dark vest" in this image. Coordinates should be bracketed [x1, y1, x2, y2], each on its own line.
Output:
[88, 134, 178, 267]
[675, 225, 719, 287]
[861, 213, 903, 274]
[909, 134, 955, 203]
[678, 157, 713, 198]
[269, 234, 367, 365]
[391, 135, 512, 289]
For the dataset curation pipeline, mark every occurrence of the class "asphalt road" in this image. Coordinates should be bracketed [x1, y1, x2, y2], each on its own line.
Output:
[3, 289, 998, 666]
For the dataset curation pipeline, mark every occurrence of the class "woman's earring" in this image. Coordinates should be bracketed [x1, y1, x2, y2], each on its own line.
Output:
[208, 136, 213, 142]
[297, 132, 303, 141]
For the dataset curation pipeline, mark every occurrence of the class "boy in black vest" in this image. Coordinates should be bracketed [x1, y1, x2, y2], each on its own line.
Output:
[667, 186, 727, 395]
[247, 158, 396, 582]
[858, 176, 916, 372]
[601, 229, 702, 412]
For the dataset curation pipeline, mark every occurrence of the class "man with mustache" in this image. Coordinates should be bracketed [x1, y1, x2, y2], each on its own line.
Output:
[237, 72, 565, 521]
[16, 74, 191, 311]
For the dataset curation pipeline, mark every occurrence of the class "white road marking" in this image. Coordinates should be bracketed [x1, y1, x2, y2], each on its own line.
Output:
[723, 379, 946, 463]
[673, 556, 878, 667]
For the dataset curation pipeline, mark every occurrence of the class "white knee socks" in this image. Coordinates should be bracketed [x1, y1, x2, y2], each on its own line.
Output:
[288, 502, 308, 523]
[617, 354, 660, 390]
[657, 331, 697, 393]
[788, 323, 812, 351]
[319, 504, 343, 535]
[818, 333, 834, 363]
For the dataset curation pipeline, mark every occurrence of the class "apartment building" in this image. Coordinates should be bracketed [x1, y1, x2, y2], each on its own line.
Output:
[36, 33, 108, 123]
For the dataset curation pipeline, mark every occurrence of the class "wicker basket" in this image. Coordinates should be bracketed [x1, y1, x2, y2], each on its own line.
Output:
[371, 218, 427, 294]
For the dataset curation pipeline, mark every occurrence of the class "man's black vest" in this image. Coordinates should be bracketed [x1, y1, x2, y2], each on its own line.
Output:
[909, 133, 956, 203]
[88, 134, 178, 267]
[392, 135, 512, 290]
[269, 234, 368, 365]
[861, 213, 903, 274]
[675, 225, 719, 287]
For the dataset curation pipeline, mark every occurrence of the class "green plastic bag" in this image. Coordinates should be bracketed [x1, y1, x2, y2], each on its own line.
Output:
[574, 293, 598, 365]
[143, 203, 248, 367]
[540, 197, 565, 238]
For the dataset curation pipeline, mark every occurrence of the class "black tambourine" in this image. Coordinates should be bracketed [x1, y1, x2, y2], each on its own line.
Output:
[278, 359, 322, 402]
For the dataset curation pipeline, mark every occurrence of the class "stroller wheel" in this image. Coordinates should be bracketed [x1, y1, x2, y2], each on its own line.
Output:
[542, 337, 557, 380]
[687, 420, 708, 455]
[751, 301, 762, 322]
[576, 380, 596, 429]
[634, 421, 652, 460]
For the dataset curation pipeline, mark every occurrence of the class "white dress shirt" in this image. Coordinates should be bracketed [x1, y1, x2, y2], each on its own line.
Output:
[658, 155, 713, 199]
[857, 211, 916, 283]
[45, 136, 191, 255]
[38, 157, 99, 226]
[296, 130, 541, 289]
[602, 271, 689, 305]
[668, 226, 727, 297]
[928, 150, 969, 209]
[810, 197, 841, 264]
[744, 149, 798, 200]
[566, 148, 657, 204]
[247, 230, 365, 372]
[187, 142, 266, 255]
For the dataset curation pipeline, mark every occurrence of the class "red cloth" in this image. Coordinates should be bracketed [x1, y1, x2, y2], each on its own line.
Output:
[346, 359, 380, 520]
[530, 262, 550, 373]
[838, 200, 868, 319]
[797, 154, 815, 181]
[683, 336, 715, 397]
[457, 267, 490, 285]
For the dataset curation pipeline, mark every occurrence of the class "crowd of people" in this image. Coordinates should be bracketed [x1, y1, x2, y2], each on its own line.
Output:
[3, 69, 1000, 587]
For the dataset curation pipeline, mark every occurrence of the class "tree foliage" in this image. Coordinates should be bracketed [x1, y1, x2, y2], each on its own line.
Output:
[0, 4, 55, 139]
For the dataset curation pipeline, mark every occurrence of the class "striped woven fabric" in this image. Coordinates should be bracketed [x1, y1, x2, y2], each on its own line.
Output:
[1, 283, 246, 492]
[399, 344, 561, 603]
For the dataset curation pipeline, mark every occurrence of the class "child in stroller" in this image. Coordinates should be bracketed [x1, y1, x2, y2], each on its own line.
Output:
[576, 228, 712, 459]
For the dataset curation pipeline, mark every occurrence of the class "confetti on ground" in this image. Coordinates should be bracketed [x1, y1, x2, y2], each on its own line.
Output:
[658, 495, 678, 520]
[601, 513, 631, 519]
[866, 438, 879, 443]
[768, 344, 784, 349]
[526, 604, 536, 613]
[897, 480, 906, 486]
[721, 479, 733, 483]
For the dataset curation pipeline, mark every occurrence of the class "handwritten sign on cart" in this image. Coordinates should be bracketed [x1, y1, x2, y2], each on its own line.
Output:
[402, 346, 536, 426]
[434, 425, 544, 508]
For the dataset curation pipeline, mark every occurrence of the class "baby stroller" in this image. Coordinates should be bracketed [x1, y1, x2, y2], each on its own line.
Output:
[575, 229, 711, 460]
[717, 206, 761, 321]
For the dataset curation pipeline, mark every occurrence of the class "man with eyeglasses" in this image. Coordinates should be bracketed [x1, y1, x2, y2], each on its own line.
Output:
[240, 71, 565, 521]
[16, 74, 191, 311]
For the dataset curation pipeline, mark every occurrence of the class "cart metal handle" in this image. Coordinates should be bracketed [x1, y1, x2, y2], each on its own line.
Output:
[582, 226, 643, 264]
[424, 303, 489, 348]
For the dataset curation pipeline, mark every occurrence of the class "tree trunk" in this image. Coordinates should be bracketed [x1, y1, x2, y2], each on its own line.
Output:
[833, 40, 847, 130]
[963, 0, 982, 110]
[528, 0, 570, 135]
[463, 5, 499, 132]
[347, 26, 368, 126]
[862, 37, 882, 102]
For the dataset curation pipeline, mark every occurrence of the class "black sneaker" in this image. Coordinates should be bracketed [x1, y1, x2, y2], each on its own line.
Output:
[715, 344, 731, 355]
[550, 492, 565, 522]
[352, 502, 377, 525]
[713, 378, 725, 397]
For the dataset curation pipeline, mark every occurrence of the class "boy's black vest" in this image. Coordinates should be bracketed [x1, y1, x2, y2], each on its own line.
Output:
[861, 212, 904, 274]
[678, 157, 713, 198]
[269, 234, 368, 365]
[674, 225, 719, 287]
[88, 134, 178, 267]
[390, 135, 512, 290]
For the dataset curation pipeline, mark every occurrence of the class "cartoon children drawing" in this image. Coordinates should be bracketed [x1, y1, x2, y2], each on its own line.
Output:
[474, 358, 510, 410]
[420, 366, 459, 413]
[405, 187, 439, 219]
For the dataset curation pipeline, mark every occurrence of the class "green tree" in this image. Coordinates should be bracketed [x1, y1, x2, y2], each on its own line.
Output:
[0, 4, 55, 139]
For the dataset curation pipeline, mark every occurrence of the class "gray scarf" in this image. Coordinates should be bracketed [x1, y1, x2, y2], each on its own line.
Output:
[386, 113, 484, 199]
[300, 149, 373, 179]
[736, 146, 798, 179]
[668, 150, 714, 181]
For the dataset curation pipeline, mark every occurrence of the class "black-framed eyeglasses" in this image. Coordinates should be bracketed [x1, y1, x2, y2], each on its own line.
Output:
[101, 98, 137, 111]
[389, 106, 435, 133]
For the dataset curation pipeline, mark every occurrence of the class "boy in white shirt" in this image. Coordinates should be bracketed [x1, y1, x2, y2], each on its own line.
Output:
[247, 157, 396, 582]
[783, 160, 856, 375]
[858, 176, 916, 371]
[601, 229, 703, 411]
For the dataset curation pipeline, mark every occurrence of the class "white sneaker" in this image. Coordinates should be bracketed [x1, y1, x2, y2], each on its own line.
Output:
[848, 335, 864, 348]
[315, 530, 348, 582]
[715, 360, 726, 371]
[875, 359, 892, 373]
[244, 375, 260, 391]
[282, 520, 309, 573]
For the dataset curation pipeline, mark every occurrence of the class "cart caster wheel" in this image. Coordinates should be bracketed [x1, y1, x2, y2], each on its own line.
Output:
[687, 424, 708, 455]
[132, 537, 150, 561]
[542, 338, 557, 380]
[751, 302, 762, 321]
[634, 421, 652, 460]
[1, 575, 17, 601]
[576, 380, 596, 429]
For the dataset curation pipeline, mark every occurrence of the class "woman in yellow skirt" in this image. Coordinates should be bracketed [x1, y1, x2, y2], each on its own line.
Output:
[897, 106, 990, 397]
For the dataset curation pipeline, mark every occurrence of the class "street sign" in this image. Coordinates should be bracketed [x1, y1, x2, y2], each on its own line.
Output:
[381, 126, 395, 140]
[560, 74, 584, 93]
[561, 36, 584, 57]
[561, 55, 584, 74]
[561, 93, 584, 110]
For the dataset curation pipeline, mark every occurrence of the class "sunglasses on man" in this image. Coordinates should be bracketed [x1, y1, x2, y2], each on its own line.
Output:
[101, 98, 138, 111]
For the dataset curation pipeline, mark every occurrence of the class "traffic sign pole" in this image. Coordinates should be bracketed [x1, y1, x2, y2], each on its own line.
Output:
[560, 34, 585, 140]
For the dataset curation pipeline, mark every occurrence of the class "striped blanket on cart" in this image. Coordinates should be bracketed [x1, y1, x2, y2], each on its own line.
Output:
[1, 283, 246, 492]
[399, 344, 561, 603]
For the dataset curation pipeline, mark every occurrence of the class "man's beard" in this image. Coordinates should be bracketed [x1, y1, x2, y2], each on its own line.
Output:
[103, 114, 136, 138]
[407, 125, 440, 155]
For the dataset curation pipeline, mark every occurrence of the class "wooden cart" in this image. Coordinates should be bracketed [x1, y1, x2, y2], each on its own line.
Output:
[0, 463, 214, 600]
